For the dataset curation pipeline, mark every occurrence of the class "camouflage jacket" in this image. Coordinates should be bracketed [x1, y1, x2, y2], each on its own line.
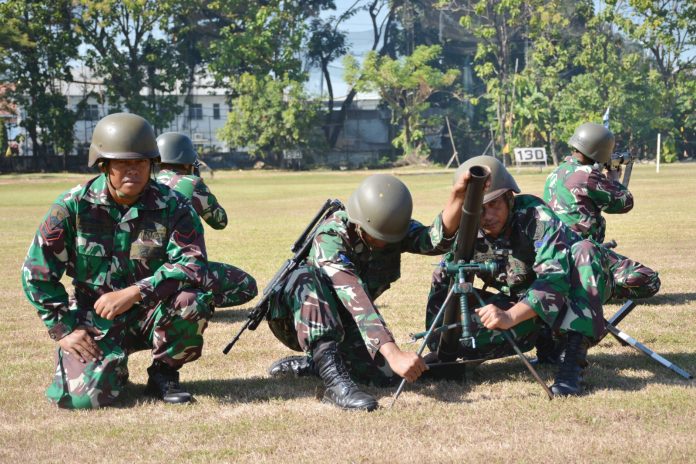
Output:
[307, 210, 455, 357]
[543, 155, 633, 242]
[156, 169, 228, 229]
[21, 174, 208, 341]
[446, 194, 580, 330]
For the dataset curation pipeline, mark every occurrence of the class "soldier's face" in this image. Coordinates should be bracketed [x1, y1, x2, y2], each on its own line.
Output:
[480, 195, 509, 238]
[360, 229, 388, 250]
[107, 159, 151, 199]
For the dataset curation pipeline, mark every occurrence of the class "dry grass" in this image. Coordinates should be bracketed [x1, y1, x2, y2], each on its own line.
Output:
[0, 164, 694, 463]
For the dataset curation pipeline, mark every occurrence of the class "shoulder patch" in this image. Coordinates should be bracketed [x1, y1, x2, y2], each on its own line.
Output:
[39, 204, 69, 242]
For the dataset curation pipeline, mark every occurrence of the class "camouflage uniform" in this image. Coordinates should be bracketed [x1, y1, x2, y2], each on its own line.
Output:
[21, 174, 212, 408]
[426, 194, 659, 359]
[268, 210, 454, 386]
[156, 168, 228, 230]
[157, 168, 257, 308]
[543, 155, 633, 242]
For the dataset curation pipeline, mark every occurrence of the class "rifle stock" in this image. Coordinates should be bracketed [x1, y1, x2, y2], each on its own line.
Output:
[437, 165, 490, 361]
[223, 199, 344, 354]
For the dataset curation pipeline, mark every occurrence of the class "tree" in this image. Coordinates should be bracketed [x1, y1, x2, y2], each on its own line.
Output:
[606, 0, 696, 157]
[438, 0, 535, 165]
[218, 73, 323, 165]
[75, 0, 187, 132]
[0, 1, 79, 167]
[345, 44, 460, 161]
[510, 0, 591, 165]
[554, 12, 665, 158]
[0, 119, 7, 156]
[306, 3, 360, 143]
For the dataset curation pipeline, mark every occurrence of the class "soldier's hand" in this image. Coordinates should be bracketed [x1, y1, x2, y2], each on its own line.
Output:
[452, 170, 471, 199]
[475, 304, 514, 330]
[58, 326, 103, 363]
[94, 286, 142, 320]
[380, 342, 428, 382]
[606, 166, 621, 181]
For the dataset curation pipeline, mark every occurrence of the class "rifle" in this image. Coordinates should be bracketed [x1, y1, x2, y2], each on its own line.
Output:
[222, 199, 344, 354]
[605, 151, 634, 187]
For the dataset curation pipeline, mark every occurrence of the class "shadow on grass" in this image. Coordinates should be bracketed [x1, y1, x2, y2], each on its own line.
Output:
[111, 350, 693, 409]
[391, 349, 694, 403]
[187, 376, 321, 404]
[588, 350, 695, 391]
[113, 375, 321, 408]
[634, 292, 696, 306]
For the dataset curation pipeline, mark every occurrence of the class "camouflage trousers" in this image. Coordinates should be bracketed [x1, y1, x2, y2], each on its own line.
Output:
[426, 240, 659, 346]
[203, 261, 258, 308]
[267, 266, 396, 387]
[46, 288, 213, 409]
[602, 246, 660, 300]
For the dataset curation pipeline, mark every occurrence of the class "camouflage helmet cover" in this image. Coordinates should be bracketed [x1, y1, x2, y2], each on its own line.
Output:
[88, 112, 159, 167]
[346, 174, 413, 243]
[568, 122, 615, 164]
[454, 155, 520, 204]
[156, 132, 198, 165]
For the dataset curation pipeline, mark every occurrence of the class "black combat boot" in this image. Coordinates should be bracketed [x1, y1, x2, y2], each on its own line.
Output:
[268, 355, 317, 378]
[145, 361, 193, 404]
[551, 332, 590, 397]
[313, 341, 378, 412]
[531, 327, 565, 366]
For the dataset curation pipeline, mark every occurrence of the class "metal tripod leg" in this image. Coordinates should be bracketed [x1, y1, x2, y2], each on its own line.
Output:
[604, 301, 691, 379]
[606, 300, 636, 347]
[606, 323, 693, 380]
[473, 293, 553, 399]
[390, 286, 457, 408]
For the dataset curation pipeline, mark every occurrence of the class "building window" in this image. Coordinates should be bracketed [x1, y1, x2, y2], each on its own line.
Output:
[213, 103, 220, 120]
[188, 103, 203, 120]
[82, 104, 99, 121]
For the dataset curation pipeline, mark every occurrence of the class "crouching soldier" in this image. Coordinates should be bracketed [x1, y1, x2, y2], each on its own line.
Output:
[426, 155, 658, 396]
[267, 174, 475, 411]
[156, 132, 257, 309]
[543, 123, 659, 299]
[21, 113, 212, 408]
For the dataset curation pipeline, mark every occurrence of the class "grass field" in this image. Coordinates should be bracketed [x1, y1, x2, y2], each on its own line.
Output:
[1, 163, 694, 463]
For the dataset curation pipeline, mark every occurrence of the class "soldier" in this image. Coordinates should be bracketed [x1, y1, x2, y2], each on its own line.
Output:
[21, 113, 212, 408]
[156, 132, 257, 309]
[425, 155, 659, 396]
[543, 122, 659, 299]
[543, 122, 631, 243]
[266, 174, 475, 411]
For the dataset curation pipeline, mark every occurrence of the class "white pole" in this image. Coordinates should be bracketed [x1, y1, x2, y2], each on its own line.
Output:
[656, 133, 661, 173]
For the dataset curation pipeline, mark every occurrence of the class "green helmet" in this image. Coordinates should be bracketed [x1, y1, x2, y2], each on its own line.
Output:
[156, 132, 198, 165]
[346, 174, 413, 243]
[455, 155, 520, 204]
[88, 113, 159, 167]
[568, 122, 615, 164]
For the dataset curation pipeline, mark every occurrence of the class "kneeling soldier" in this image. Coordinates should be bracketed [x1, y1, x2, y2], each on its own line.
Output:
[426, 155, 658, 396]
[156, 132, 257, 309]
[21, 113, 212, 408]
[268, 173, 476, 411]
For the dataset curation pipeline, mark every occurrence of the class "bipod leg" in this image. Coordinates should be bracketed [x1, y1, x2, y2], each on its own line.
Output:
[472, 292, 553, 400]
[606, 323, 693, 380]
[390, 286, 457, 408]
[606, 300, 636, 347]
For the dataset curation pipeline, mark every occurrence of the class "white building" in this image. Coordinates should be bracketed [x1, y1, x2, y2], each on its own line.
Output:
[66, 67, 232, 154]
